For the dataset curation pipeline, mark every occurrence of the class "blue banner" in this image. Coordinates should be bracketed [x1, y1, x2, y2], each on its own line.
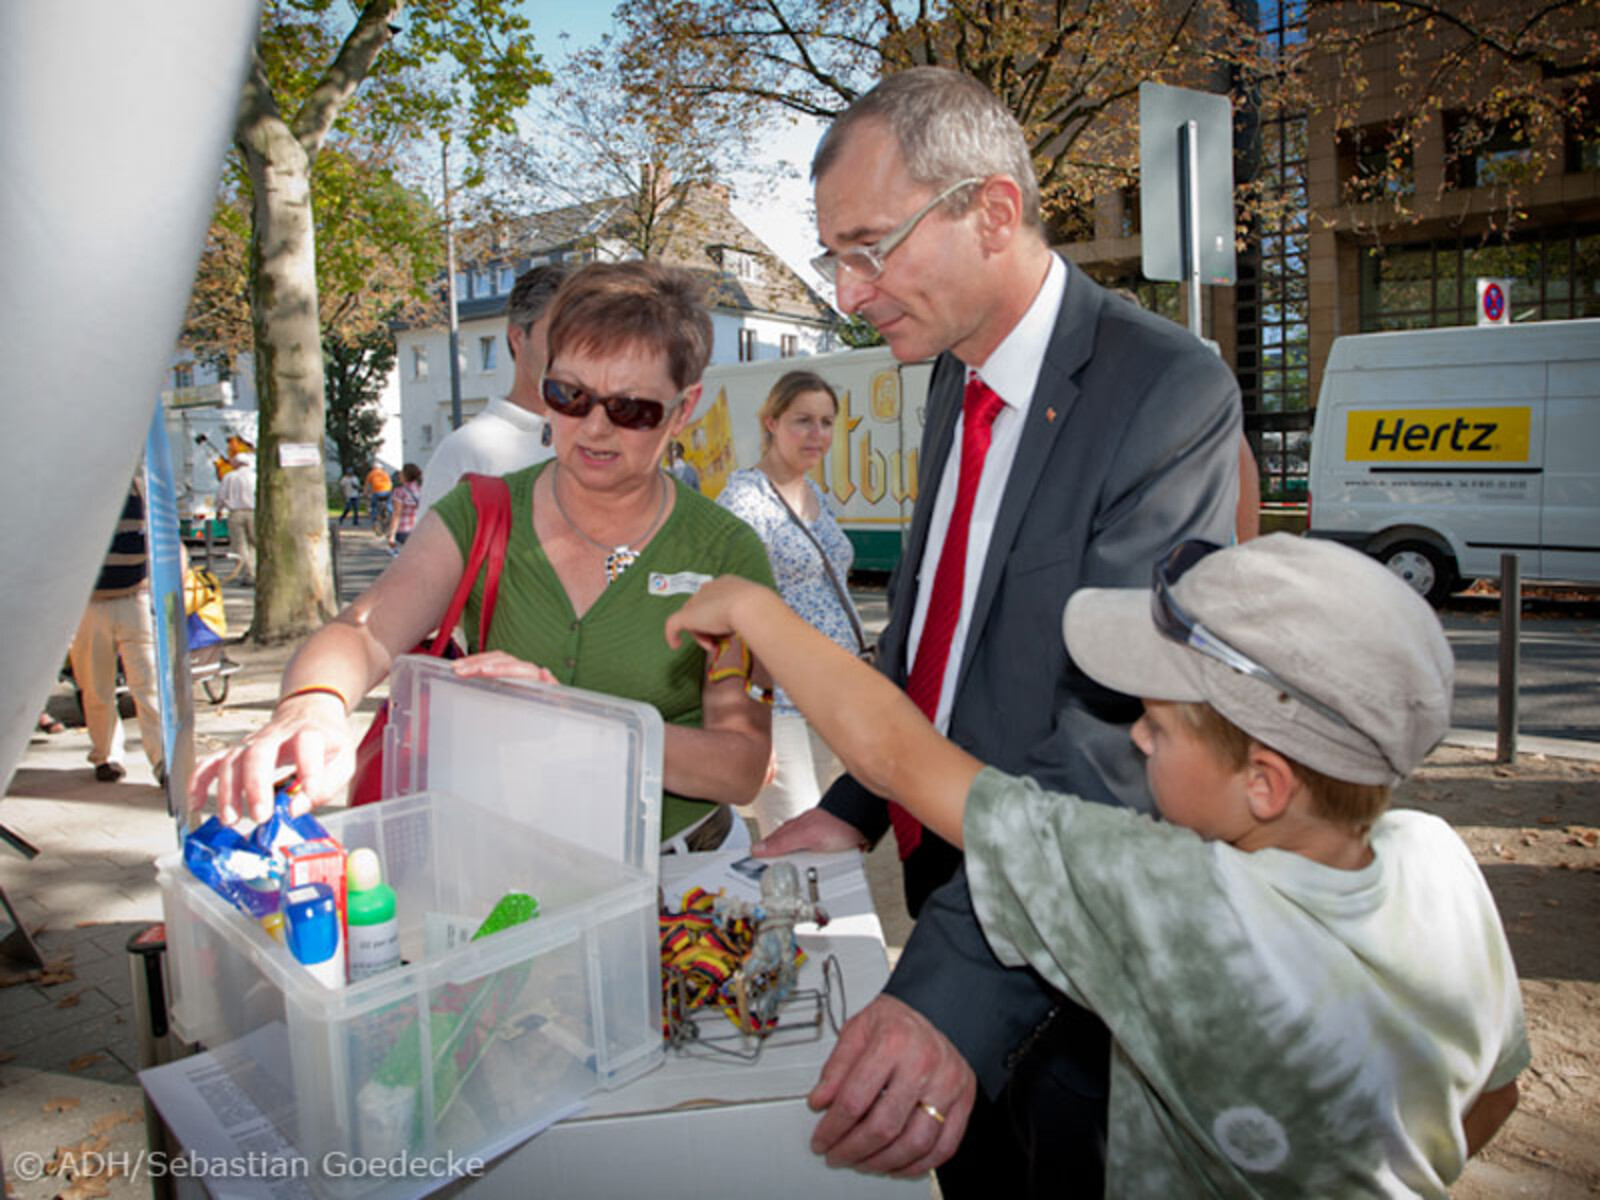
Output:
[144, 405, 194, 839]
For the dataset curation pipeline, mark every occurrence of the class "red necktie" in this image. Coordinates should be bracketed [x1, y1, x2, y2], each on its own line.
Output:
[892, 374, 1006, 858]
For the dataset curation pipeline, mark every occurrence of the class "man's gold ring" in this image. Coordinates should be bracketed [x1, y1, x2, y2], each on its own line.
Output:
[919, 1102, 947, 1125]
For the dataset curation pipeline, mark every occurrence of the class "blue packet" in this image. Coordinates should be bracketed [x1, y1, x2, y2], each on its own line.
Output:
[186, 782, 330, 920]
[249, 782, 330, 859]
[185, 817, 284, 919]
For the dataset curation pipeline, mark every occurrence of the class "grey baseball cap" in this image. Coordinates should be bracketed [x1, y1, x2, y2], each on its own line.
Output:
[1063, 534, 1454, 785]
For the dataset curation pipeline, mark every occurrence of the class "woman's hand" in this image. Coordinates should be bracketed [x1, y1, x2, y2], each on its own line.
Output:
[450, 650, 559, 685]
[189, 691, 356, 826]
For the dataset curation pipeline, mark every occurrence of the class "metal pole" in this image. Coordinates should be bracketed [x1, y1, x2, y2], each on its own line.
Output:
[1183, 119, 1203, 341]
[329, 518, 343, 607]
[442, 139, 463, 432]
[1496, 552, 1521, 763]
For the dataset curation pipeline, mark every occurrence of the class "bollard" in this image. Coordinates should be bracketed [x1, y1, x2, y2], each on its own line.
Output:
[1496, 552, 1521, 764]
[203, 520, 215, 573]
[126, 923, 189, 1199]
[329, 518, 343, 607]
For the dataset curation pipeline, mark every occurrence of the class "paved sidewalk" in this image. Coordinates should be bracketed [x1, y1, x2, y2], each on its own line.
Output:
[0, 526, 394, 1199]
[0, 528, 905, 1199]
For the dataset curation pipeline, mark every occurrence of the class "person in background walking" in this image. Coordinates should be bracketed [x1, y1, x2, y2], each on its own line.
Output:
[217, 450, 257, 584]
[717, 370, 862, 836]
[337, 468, 363, 526]
[69, 476, 164, 785]
[387, 463, 423, 552]
[666, 440, 701, 492]
[364, 462, 393, 531]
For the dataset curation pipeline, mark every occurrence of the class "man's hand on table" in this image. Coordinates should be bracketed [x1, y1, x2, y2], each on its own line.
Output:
[807, 994, 975, 1177]
[752, 807, 870, 856]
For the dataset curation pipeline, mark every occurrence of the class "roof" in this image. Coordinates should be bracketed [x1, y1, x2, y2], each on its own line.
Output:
[437, 184, 836, 327]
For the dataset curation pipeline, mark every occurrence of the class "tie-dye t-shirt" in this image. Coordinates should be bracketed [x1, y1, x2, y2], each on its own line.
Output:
[964, 767, 1528, 1198]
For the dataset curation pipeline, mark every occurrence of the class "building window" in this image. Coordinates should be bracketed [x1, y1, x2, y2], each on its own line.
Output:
[421, 423, 433, 448]
[1119, 186, 1141, 238]
[499, 265, 517, 292]
[1336, 122, 1414, 202]
[412, 346, 429, 381]
[1445, 109, 1535, 190]
[173, 364, 194, 389]
[478, 336, 497, 372]
[1054, 195, 1096, 243]
[780, 334, 798, 358]
[474, 268, 494, 296]
[1360, 224, 1600, 330]
[738, 328, 757, 362]
[1565, 88, 1600, 174]
[1236, 96, 1311, 506]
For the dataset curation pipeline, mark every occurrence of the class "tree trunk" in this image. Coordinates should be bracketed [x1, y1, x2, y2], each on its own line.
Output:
[242, 122, 338, 642]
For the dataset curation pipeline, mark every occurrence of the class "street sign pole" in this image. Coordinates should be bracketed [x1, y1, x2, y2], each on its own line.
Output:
[1184, 119, 1203, 340]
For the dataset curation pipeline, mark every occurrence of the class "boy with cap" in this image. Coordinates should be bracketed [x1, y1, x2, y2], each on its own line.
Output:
[665, 534, 1527, 1196]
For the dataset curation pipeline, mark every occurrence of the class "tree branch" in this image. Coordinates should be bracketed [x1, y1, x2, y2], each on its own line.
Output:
[292, 0, 403, 159]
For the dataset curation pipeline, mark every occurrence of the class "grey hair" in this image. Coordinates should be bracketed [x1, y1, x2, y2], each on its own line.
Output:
[507, 263, 570, 342]
[811, 67, 1042, 233]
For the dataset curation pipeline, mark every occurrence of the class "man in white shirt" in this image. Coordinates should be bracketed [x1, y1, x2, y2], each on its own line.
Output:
[417, 264, 568, 513]
[752, 67, 1242, 1194]
[216, 451, 257, 585]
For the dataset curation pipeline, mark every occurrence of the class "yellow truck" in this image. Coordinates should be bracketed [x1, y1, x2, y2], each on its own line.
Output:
[685, 347, 935, 571]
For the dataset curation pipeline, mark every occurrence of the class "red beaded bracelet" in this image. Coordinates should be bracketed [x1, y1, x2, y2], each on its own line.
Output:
[277, 685, 350, 714]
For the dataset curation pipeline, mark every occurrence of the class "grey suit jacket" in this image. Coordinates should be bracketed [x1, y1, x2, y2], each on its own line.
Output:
[821, 259, 1242, 1093]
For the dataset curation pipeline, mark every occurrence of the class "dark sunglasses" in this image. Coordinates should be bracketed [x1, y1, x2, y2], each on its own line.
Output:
[541, 377, 678, 431]
[1151, 539, 1380, 758]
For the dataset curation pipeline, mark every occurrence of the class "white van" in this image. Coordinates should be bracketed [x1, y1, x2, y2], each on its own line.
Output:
[1308, 320, 1600, 604]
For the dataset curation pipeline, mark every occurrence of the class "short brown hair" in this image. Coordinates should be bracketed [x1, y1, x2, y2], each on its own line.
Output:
[545, 262, 713, 390]
[1173, 702, 1391, 833]
[507, 264, 569, 344]
[759, 370, 839, 450]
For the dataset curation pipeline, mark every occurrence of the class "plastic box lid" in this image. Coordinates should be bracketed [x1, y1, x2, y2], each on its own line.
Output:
[379, 655, 663, 878]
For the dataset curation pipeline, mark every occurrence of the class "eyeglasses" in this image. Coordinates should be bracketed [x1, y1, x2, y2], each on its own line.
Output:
[810, 176, 983, 285]
[1151, 540, 1369, 746]
[541, 377, 679, 431]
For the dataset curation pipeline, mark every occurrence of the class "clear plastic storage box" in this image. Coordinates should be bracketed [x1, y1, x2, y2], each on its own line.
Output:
[156, 657, 665, 1195]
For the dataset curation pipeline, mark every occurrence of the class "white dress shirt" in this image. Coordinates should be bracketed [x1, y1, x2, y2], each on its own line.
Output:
[905, 254, 1068, 732]
[417, 396, 553, 513]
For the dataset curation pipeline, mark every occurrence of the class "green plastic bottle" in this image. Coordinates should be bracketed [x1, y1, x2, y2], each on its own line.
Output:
[345, 848, 401, 980]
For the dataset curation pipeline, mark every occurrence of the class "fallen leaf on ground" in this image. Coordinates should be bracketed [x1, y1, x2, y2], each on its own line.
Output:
[87, 1110, 141, 1138]
[65, 1052, 104, 1072]
[55, 1176, 112, 1200]
[1494, 766, 1517, 778]
[1566, 826, 1598, 847]
[42, 1096, 81, 1113]
[1537, 815, 1561, 825]
[0, 1050, 15, 1063]
[38, 962, 76, 986]
[47, 1134, 109, 1173]
[55, 990, 84, 1009]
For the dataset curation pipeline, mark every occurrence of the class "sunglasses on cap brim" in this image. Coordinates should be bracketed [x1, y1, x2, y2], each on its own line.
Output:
[1150, 539, 1393, 770]
[541, 377, 678, 431]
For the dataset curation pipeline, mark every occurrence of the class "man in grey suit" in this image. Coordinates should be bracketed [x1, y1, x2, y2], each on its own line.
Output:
[754, 68, 1241, 1192]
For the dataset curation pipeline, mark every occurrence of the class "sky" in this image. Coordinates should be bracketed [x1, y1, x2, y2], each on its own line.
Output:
[516, 0, 832, 296]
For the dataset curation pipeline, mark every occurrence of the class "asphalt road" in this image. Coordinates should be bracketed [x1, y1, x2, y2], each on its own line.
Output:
[1441, 601, 1600, 744]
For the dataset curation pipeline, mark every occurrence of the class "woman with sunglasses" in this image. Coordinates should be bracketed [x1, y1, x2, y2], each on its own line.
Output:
[191, 263, 776, 850]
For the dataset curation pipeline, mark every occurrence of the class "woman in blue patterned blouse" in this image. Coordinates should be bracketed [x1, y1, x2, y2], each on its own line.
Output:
[717, 370, 865, 836]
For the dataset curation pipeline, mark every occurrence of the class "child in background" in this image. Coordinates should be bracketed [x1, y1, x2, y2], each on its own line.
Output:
[665, 534, 1527, 1197]
[387, 463, 423, 552]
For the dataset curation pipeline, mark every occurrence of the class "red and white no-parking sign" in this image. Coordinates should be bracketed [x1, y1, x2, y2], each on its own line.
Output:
[1477, 277, 1511, 326]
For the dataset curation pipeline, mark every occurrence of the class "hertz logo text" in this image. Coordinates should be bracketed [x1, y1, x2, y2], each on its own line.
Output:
[1345, 407, 1531, 463]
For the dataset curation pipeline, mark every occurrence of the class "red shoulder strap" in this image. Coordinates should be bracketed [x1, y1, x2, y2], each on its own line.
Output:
[425, 473, 514, 656]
